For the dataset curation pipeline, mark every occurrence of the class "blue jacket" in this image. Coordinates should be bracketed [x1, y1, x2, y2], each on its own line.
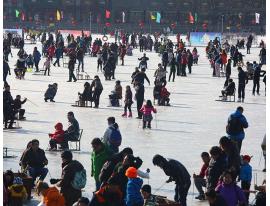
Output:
[227, 110, 248, 141]
[126, 178, 143, 206]
[33, 50, 41, 62]
[239, 163, 252, 183]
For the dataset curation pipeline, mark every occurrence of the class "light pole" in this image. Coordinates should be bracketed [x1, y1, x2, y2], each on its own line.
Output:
[89, 12, 92, 34]
[221, 15, 224, 33]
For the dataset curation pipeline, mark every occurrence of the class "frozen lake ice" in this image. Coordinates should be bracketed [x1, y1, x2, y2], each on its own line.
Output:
[3, 38, 266, 205]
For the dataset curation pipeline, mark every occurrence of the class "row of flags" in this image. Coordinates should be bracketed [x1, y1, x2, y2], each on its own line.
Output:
[13, 9, 261, 25]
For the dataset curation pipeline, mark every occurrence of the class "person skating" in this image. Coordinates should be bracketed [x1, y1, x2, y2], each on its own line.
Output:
[90, 75, 103, 108]
[226, 106, 248, 152]
[152, 154, 191, 206]
[193, 152, 210, 200]
[237, 67, 248, 102]
[140, 100, 157, 129]
[135, 81, 145, 119]
[122, 85, 133, 118]
[138, 53, 149, 69]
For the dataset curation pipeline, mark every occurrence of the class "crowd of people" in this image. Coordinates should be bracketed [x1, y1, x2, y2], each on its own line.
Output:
[3, 30, 266, 206]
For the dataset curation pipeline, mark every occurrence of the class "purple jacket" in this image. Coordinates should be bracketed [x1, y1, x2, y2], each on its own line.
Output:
[216, 182, 246, 206]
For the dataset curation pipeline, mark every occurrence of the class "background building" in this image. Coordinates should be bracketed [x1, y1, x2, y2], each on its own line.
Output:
[3, 0, 266, 34]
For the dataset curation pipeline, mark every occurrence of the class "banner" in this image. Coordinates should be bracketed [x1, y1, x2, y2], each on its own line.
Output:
[190, 32, 222, 46]
[156, 12, 161, 23]
[56, 10, 61, 21]
[4, 29, 23, 38]
[255, 13, 260, 24]
[59, 30, 90, 39]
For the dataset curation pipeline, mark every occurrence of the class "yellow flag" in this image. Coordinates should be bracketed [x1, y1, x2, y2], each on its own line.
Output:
[150, 12, 156, 20]
[56, 10, 61, 21]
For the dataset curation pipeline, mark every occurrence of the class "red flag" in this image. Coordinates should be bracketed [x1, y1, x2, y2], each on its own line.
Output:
[189, 12, 194, 24]
[106, 10, 111, 19]
[105, 22, 111, 27]
[139, 21, 144, 28]
[21, 12, 25, 21]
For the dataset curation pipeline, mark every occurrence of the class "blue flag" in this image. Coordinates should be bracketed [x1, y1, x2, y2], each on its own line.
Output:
[156, 12, 161, 23]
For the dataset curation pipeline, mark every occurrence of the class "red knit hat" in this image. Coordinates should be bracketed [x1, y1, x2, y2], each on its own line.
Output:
[125, 167, 137, 178]
[243, 155, 252, 162]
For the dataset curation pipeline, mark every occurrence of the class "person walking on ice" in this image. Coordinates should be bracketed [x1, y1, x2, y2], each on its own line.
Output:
[140, 100, 157, 129]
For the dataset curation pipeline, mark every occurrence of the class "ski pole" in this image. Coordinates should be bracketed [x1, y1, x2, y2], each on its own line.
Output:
[258, 150, 263, 167]
[155, 113, 157, 129]
[153, 181, 167, 195]
[26, 98, 39, 107]
[192, 180, 195, 200]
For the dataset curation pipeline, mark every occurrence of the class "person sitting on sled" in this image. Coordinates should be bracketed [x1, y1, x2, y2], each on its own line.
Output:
[140, 100, 157, 129]
[48, 122, 65, 150]
[221, 79, 235, 100]
[159, 85, 170, 106]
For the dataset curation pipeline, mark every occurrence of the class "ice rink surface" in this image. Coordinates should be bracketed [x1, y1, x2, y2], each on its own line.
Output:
[3, 38, 266, 205]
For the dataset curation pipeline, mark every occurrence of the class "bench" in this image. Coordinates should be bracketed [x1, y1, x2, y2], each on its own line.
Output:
[75, 71, 91, 80]
[68, 129, 83, 151]
[73, 100, 92, 107]
[3, 147, 17, 158]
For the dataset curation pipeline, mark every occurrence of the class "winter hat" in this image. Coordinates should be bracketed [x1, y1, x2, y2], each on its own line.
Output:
[125, 167, 137, 178]
[243, 155, 252, 162]
[13, 177, 23, 185]
[61, 150, 73, 161]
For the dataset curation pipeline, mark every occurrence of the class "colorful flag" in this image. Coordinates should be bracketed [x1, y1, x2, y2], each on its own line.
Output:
[122, 11, 125, 23]
[255, 13, 260, 24]
[15, 9, 20, 18]
[106, 10, 111, 19]
[156, 12, 161, 23]
[21, 12, 25, 21]
[56, 10, 61, 21]
[150, 12, 156, 20]
[189, 12, 194, 24]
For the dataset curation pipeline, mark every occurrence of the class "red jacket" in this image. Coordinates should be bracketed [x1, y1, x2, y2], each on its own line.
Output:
[199, 163, 209, 178]
[160, 87, 170, 98]
[140, 105, 157, 115]
[49, 122, 64, 143]
[221, 53, 227, 64]
[181, 53, 188, 64]
[47, 46, 55, 57]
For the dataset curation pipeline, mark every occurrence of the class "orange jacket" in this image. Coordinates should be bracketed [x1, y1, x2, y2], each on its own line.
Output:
[43, 187, 65, 206]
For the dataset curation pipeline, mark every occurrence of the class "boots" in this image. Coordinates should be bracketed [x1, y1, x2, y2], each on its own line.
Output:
[147, 122, 151, 129]
[122, 112, 127, 117]
[143, 121, 146, 129]
[128, 112, 132, 118]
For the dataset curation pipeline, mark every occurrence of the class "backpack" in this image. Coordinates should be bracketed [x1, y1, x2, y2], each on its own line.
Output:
[226, 116, 242, 134]
[109, 127, 122, 147]
[71, 169, 87, 190]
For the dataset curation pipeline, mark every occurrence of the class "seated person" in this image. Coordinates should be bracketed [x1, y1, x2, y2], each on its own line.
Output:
[254, 180, 266, 206]
[109, 80, 122, 107]
[153, 83, 162, 105]
[78, 82, 92, 106]
[48, 122, 65, 150]
[62, 112, 80, 149]
[15, 55, 27, 79]
[21, 139, 48, 188]
[160, 85, 170, 106]
[25, 54, 34, 68]
[8, 177, 28, 206]
[141, 184, 156, 206]
[44, 83, 58, 102]
[13, 95, 27, 120]
[221, 79, 235, 100]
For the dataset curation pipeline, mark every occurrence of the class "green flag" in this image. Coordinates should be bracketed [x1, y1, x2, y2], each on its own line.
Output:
[194, 13, 198, 22]
[15, 9, 20, 18]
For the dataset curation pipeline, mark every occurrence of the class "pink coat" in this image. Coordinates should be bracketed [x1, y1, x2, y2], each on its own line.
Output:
[140, 105, 157, 115]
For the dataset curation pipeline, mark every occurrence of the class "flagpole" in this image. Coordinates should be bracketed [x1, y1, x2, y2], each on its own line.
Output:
[221, 15, 224, 34]
[89, 12, 92, 34]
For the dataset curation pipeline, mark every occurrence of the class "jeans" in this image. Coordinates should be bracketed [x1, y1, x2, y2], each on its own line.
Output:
[93, 89, 102, 107]
[169, 70, 176, 81]
[181, 64, 187, 76]
[53, 57, 60, 67]
[241, 181, 251, 203]
[124, 103, 132, 113]
[253, 79, 260, 94]
[194, 177, 206, 195]
[34, 60, 40, 71]
[78, 59, 84, 72]
[28, 167, 48, 184]
[174, 181, 191, 206]
[69, 69, 77, 81]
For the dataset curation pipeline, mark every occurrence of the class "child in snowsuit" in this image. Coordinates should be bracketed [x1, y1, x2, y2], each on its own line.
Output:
[160, 86, 170, 106]
[8, 177, 28, 206]
[48, 122, 65, 150]
[13, 95, 27, 120]
[43, 55, 51, 76]
[122, 85, 133, 117]
[125, 167, 144, 206]
[44, 83, 58, 102]
[239, 155, 252, 204]
[140, 100, 157, 129]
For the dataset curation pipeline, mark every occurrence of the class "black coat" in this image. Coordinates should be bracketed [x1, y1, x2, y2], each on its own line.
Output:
[21, 148, 48, 168]
[206, 154, 227, 190]
[238, 70, 248, 85]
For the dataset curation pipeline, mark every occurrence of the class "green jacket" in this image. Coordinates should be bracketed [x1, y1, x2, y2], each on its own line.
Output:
[91, 145, 111, 182]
